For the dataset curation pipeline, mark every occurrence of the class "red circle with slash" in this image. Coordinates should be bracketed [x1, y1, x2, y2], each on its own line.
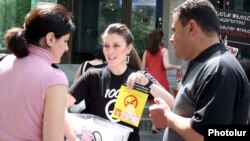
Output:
[124, 95, 138, 108]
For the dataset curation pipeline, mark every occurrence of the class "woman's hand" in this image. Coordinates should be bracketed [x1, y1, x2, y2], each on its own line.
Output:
[126, 71, 149, 89]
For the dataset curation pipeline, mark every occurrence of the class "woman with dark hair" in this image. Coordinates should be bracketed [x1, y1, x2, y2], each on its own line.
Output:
[73, 43, 106, 82]
[142, 29, 181, 133]
[142, 29, 181, 96]
[0, 3, 75, 141]
[71, 44, 107, 113]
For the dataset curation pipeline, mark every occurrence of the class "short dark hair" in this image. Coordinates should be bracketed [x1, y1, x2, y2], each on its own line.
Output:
[172, 0, 220, 35]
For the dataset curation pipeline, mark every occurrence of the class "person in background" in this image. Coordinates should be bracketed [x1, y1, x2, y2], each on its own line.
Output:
[73, 43, 106, 82]
[0, 3, 75, 141]
[142, 29, 181, 133]
[64, 23, 174, 141]
[149, 0, 250, 141]
[70, 43, 106, 113]
[142, 29, 181, 97]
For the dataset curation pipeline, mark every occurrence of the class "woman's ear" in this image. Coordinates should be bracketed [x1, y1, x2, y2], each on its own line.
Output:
[126, 43, 133, 54]
[45, 32, 55, 48]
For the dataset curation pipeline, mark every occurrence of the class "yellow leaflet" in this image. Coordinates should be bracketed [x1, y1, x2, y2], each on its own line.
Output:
[112, 85, 148, 127]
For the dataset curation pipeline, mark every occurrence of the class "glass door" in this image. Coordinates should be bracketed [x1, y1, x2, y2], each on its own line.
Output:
[72, 0, 159, 63]
[72, 0, 122, 63]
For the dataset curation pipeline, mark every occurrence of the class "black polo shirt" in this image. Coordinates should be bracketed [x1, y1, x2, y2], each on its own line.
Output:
[165, 43, 250, 141]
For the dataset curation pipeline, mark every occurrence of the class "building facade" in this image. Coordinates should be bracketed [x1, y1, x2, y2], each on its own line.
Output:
[0, 0, 249, 64]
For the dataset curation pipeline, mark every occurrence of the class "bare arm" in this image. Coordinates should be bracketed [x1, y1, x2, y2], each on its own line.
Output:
[141, 51, 147, 70]
[64, 94, 77, 141]
[150, 98, 204, 141]
[162, 48, 181, 70]
[166, 111, 203, 141]
[149, 84, 174, 108]
[43, 85, 67, 141]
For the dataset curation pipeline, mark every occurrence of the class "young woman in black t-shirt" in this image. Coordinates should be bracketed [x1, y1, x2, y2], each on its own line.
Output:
[64, 23, 174, 141]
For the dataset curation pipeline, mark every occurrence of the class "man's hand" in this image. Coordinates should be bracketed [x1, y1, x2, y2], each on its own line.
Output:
[149, 97, 171, 129]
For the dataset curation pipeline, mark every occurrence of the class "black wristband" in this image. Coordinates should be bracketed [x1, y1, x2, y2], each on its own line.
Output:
[144, 79, 153, 88]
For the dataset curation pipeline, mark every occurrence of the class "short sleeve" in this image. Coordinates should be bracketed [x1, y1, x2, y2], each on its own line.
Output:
[43, 68, 68, 89]
[190, 73, 237, 135]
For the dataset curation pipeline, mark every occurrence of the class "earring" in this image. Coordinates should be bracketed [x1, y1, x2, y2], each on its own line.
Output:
[125, 54, 130, 64]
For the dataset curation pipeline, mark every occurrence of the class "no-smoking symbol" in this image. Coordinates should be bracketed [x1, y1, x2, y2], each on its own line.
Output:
[124, 95, 138, 108]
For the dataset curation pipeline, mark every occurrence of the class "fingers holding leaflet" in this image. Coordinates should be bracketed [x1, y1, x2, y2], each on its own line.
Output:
[126, 72, 137, 89]
[126, 72, 148, 88]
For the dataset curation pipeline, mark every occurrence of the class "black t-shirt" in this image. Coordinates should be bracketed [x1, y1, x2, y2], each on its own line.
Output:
[80, 61, 107, 75]
[69, 66, 140, 141]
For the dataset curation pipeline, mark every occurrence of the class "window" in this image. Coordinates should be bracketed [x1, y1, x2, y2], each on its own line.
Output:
[131, 0, 157, 56]
[72, 0, 122, 63]
[72, 0, 159, 62]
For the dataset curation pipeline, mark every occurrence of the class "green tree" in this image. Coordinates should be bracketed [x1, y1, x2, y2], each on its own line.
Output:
[0, 0, 68, 51]
[0, 0, 31, 50]
[16, 0, 31, 26]
[131, 6, 155, 57]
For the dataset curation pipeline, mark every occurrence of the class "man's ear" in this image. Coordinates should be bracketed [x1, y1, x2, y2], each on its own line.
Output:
[189, 19, 197, 32]
[188, 19, 198, 38]
[45, 32, 55, 48]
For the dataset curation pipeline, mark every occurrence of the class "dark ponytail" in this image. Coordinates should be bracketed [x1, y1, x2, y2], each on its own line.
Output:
[4, 28, 28, 58]
[3, 3, 75, 58]
[128, 48, 142, 70]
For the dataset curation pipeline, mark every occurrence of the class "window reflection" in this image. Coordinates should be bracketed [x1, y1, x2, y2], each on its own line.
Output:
[98, 0, 122, 40]
[131, 0, 156, 55]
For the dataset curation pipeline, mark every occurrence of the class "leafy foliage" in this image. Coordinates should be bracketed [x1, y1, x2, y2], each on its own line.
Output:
[0, 0, 31, 50]
[131, 6, 155, 57]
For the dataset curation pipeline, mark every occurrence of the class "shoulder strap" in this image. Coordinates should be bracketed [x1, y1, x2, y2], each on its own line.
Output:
[81, 61, 89, 75]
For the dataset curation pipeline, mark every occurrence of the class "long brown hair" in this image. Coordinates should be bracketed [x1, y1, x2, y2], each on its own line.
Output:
[102, 23, 142, 70]
[146, 29, 164, 55]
